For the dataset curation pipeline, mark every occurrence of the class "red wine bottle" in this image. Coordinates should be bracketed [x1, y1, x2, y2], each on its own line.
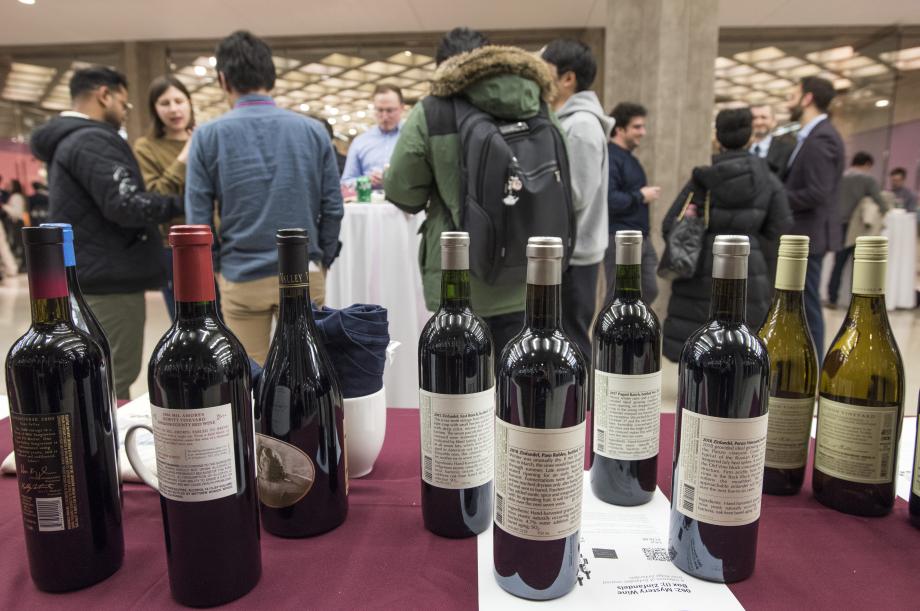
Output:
[669, 235, 769, 583]
[590, 230, 661, 506]
[147, 225, 261, 606]
[419, 232, 494, 538]
[493, 237, 587, 600]
[256, 228, 348, 537]
[5, 226, 123, 592]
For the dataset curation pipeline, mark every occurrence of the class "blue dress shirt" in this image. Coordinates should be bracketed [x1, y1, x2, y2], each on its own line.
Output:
[341, 125, 401, 183]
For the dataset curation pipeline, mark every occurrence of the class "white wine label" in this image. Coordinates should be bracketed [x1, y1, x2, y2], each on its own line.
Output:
[593, 370, 661, 461]
[419, 387, 494, 489]
[255, 434, 316, 508]
[764, 395, 815, 469]
[151, 403, 239, 502]
[913, 427, 920, 498]
[494, 419, 585, 541]
[814, 397, 898, 484]
[675, 410, 768, 527]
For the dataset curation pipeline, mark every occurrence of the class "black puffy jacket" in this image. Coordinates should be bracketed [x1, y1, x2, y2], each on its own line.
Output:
[30, 116, 182, 294]
[661, 150, 793, 362]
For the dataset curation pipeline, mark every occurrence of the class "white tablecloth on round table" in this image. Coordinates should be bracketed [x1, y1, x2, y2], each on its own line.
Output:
[882, 209, 916, 310]
[325, 203, 430, 408]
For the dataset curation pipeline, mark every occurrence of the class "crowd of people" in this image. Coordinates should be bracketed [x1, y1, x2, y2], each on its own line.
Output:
[6, 26, 918, 399]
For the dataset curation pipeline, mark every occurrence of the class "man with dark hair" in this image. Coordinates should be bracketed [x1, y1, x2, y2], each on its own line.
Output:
[386, 28, 562, 353]
[605, 102, 660, 304]
[784, 75, 845, 355]
[342, 84, 404, 186]
[26, 181, 50, 226]
[435, 27, 490, 66]
[186, 30, 343, 364]
[889, 167, 917, 212]
[826, 151, 887, 307]
[30, 66, 183, 399]
[542, 39, 614, 361]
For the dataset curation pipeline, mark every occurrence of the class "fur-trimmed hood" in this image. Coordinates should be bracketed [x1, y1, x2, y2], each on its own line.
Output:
[431, 45, 557, 102]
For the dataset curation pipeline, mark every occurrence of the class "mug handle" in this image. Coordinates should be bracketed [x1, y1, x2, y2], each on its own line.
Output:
[125, 424, 159, 491]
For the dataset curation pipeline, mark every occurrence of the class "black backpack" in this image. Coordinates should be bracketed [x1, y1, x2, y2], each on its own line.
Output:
[423, 95, 575, 285]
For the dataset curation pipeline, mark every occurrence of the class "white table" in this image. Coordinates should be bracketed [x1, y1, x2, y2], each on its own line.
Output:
[325, 203, 430, 408]
[883, 209, 916, 310]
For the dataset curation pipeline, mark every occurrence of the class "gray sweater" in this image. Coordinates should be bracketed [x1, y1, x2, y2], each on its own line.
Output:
[556, 91, 616, 266]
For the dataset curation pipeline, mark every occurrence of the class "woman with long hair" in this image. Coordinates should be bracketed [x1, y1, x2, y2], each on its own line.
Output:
[133, 75, 195, 320]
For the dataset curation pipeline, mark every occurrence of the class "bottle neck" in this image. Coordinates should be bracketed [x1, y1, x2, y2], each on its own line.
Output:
[65, 265, 82, 298]
[173, 244, 217, 320]
[525, 283, 562, 330]
[613, 264, 642, 300]
[709, 277, 747, 324]
[31, 296, 71, 326]
[26, 241, 71, 326]
[440, 269, 472, 309]
[278, 283, 317, 327]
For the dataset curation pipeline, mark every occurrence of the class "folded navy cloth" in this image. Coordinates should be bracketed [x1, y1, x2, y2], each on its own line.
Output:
[313, 304, 389, 398]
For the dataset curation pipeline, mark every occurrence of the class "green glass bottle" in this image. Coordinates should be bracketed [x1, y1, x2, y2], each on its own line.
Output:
[758, 235, 818, 495]
[813, 236, 904, 516]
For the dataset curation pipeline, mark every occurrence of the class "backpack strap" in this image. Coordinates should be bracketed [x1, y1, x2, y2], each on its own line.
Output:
[421, 96, 457, 137]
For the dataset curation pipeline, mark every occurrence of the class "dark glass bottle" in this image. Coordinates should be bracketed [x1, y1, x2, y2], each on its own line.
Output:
[910, 398, 920, 528]
[669, 235, 769, 584]
[590, 230, 661, 506]
[5, 226, 123, 592]
[813, 236, 904, 516]
[256, 228, 348, 537]
[419, 231, 494, 538]
[758, 235, 818, 495]
[147, 225, 261, 606]
[493, 237, 587, 601]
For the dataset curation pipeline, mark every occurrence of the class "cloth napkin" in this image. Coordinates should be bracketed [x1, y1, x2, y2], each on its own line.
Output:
[313, 304, 390, 398]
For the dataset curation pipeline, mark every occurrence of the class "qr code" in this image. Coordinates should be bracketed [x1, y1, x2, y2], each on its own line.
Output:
[642, 547, 670, 562]
[681, 483, 695, 513]
[496, 493, 504, 525]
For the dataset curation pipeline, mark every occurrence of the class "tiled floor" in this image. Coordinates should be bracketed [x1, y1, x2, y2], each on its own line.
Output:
[1, 272, 918, 415]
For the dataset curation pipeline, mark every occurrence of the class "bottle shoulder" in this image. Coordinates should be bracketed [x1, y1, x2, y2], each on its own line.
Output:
[499, 328, 586, 377]
[150, 317, 250, 377]
[681, 321, 769, 369]
[7, 324, 104, 369]
[594, 299, 661, 342]
[821, 323, 904, 398]
[420, 309, 494, 352]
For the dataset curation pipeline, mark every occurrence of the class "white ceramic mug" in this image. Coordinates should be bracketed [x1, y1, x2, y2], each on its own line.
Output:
[344, 386, 387, 478]
[124, 424, 160, 490]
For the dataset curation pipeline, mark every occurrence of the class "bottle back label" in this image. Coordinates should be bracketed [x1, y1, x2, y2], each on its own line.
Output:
[764, 395, 815, 469]
[151, 403, 239, 502]
[675, 410, 768, 527]
[419, 387, 494, 489]
[593, 370, 661, 460]
[11, 412, 80, 532]
[494, 419, 585, 541]
[255, 433, 315, 508]
[912, 427, 920, 498]
[815, 397, 897, 484]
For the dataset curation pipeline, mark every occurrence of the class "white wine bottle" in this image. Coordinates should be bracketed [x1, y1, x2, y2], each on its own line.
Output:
[813, 236, 904, 516]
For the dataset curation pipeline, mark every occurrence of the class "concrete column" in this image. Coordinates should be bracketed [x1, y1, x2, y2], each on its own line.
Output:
[603, 0, 718, 313]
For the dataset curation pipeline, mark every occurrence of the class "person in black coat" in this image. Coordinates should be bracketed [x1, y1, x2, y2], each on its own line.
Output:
[782, 76, 846, 357]
[30, 66, 183, 399]
[661, 108, 792, 362]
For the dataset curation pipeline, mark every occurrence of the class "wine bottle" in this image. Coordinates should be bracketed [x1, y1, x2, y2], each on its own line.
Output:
[256, 228, 348, 537]
[813, 236, 904, 517]
[590, 230, 661, 506]
[419, 232, 494, 538]
[5, 226, 123, 592]
[147, 225, 261, 606]
[493, 237, 587, 601]
[758, 235, 818, 495]
[911, 401, 920, 528]
[669, 235, 769, 584]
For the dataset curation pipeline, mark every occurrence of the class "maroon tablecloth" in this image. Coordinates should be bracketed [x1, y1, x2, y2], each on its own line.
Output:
[0, 410, 917, 609]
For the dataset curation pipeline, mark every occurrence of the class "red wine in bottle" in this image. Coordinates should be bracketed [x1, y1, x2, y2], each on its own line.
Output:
[419, 232, 494, 538]
[147, 225, 261, 606]
[669, 236, 769, 583]
[256, 228, 348, 537]
[5, 226, 123, 592]
[590, 230, 661, 506]
[493, 237, 587, 601]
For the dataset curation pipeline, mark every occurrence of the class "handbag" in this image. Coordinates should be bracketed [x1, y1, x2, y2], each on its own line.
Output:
[657, 189, 710, 280]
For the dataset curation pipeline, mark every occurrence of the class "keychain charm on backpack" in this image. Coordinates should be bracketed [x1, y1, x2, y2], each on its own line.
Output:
[503, 158, 523, 206]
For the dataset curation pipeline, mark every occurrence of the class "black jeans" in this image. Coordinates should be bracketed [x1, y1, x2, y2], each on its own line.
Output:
[826, 223, 851, 305]
[561, 263, 600, 364]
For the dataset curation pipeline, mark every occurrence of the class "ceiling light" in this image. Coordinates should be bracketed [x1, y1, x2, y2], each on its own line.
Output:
[733, 46, 785, 64]
[193, 65, 207, 77]
[348, 128, 357, 136]
[356, 110, 366, 118]
[18, 0, 36, 5]
[328, 107, 339, 115]
[299, 103, 310, 112]
[875, 99, 890, 108]
[328, 118, 337, 125]
[404, 51, 412, 57]
[806, 46, 855, 63]
[342, 114, 351, 122]
[208, 56, 217, 67]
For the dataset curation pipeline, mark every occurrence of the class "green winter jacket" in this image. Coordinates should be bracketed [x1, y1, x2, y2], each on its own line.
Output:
[384, 45, 559, 317]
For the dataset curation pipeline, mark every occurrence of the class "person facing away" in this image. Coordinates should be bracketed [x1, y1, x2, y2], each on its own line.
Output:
[30, 66, 184, 399]
[661, 108, 792, 362]
[749, 104, 795, 176]
[385, 26, 562, 352]
[826, 152, 888, 308]
[26, 181, 50, 226]
[185, 30, 344, 365]
[783, 76, 846, 357]
[605, 102, 661, 306]
[341, 84, 404, 188]
[889, 167, 918, 213]
[133, 75, 196, 321]
[542, 38, 614, 363]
